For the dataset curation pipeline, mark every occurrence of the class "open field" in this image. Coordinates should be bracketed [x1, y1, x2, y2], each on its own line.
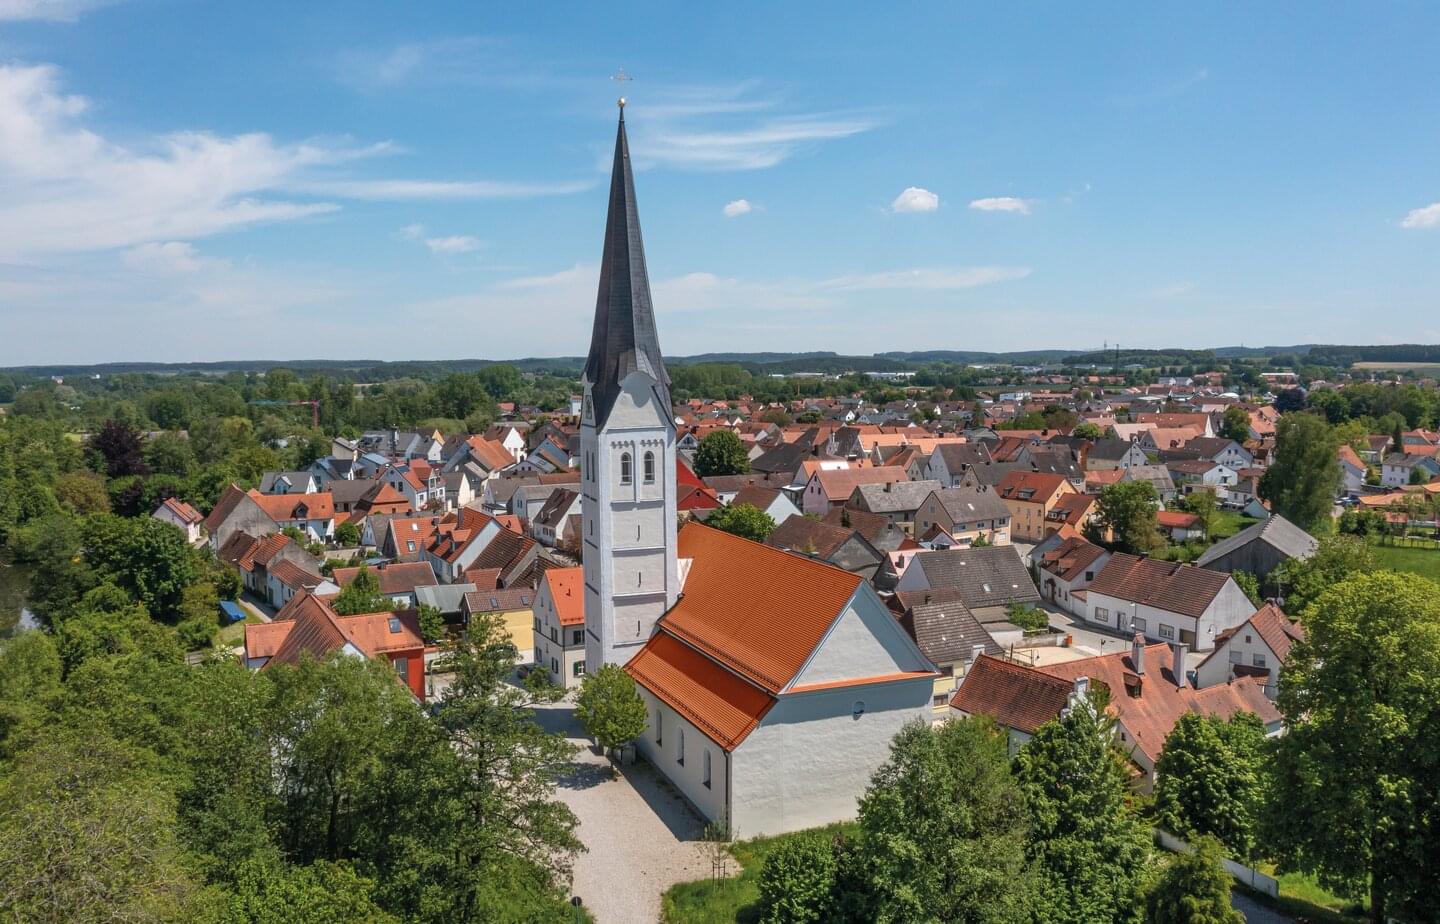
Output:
[1371, 542, 1440, 581]
[1353, 361, 1440, 372]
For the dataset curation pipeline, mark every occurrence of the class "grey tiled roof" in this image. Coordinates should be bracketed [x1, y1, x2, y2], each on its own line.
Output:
[931, 486, 1012, 522]
[1196, 514, 1318, 568]
[911, 546, 1040, 609]
[852, 479, 943, 513]
[895, 589, 1003, 666]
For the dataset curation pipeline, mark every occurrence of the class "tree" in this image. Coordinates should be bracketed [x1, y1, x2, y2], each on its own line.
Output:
[1072, 422, 1103, 440]
[1391, 418, 1405, 455]
[0, 731, 208, 923]
[331, 566, 394, 615]
[693, 430, 750, 477]
[1154, 713, 1267, 860]
[1012, 697, 1151, 924]
[416, 603, 447, 645]
[1230, 570, 1261, 607]
[706, 502, 777, 542]
[757, 829, 839, 924]
[227, 858, 396, 924]
[1146, 836, 1244, 924]
[1270, 535, 1373, 615]
[847, 718, 1032, 923]
[90, 419, 150, 477]
[334, 520, 361, 547]
[52, 471, 110, 515]
[1258, 413, 1340, 533]
[1085, 480, 1162, 554]
[83, 514, 199, 622]
[1268, 571, 1440, 923]
[1219, 406, 1252, 443]
[574, 663, 648, 752]
[1274, 388, 1307, 413]
[1179, 490, 1218, 541]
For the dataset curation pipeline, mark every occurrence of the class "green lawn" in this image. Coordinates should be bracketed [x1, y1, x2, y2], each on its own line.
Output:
[662, 823, 855, 924]
[214, 613, 264, 648]
[1238, 866, 1366, 923]
[1370, 542, 1440, 582]
[1211, 511, 1261, 540]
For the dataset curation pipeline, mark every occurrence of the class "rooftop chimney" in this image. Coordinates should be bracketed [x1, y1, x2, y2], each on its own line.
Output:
[1173, 642, 1189, 688]
[970, 644, 985, 666]
[1132, 632, 1145, 675]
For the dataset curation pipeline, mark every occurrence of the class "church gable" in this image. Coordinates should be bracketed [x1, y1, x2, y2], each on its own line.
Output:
[788, 586, 934, 691]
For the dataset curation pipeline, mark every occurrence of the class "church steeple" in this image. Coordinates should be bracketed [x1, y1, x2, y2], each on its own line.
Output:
[583, 102, 670, 430]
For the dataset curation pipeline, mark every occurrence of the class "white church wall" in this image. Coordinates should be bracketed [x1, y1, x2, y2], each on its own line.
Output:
[633, 688, 730, 824]
[790, 589, 934, 689]
[731, 678, 931, 838]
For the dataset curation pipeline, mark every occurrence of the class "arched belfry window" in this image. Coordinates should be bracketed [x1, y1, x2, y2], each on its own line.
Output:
[643, 451, 656, 484]
[620, 452, 632, 485]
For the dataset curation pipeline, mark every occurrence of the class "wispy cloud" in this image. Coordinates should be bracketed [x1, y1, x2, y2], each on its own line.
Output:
[333, 37, 561, 93]
[1400, 201, 1440, 230]
[0, 63, 588, 260]
[891, 187, 940, 213]
[0, 0, 118, 21]
[641, 113, 877, 171]
[122, 241, 217, 275]
[969, 196, 1032, 215]
[723, 199, 753, 218]
[820, 266, 1031, 291]
[424, 235, 483, 255]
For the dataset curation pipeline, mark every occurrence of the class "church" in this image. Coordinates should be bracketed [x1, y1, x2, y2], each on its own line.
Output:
[580, 98, 937, 838]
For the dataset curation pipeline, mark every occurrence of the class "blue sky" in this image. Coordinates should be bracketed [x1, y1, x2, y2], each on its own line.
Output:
[1, 1, 1438, 365]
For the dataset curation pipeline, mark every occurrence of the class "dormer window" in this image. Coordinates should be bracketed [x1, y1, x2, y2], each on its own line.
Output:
[620, 452, 633, 485]
[643, 451, 656, 484]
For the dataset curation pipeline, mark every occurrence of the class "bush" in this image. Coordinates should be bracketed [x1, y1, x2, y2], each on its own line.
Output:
[1008, 602, 1049, 632]
[756, 831, 838, 924]
[176, 616, 217, 651]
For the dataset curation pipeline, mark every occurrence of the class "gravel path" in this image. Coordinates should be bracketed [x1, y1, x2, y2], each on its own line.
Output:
[535, 700, 710, 924]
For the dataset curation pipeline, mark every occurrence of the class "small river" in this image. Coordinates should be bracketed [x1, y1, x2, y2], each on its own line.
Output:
[0, 559, 38, 637]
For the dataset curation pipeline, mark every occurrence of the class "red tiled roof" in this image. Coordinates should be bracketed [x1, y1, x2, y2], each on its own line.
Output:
[996, 471, 1069, 503]
[1156, 510, 1202, 529]
[160, 496, 203, 524]
[243, 620, 292, 659]
[269, 558, 323, 591]
[950, 654, 1077, 734]
[203, 484, 251, 533]
[332, 562, 438, 595]
[661, 523, 863, 693]
[247, 489, 335, 522]
[812, 466, 909, 503]
[261, 591, 422, 667]
[1037, 536, 1107, 583]
[543, 567, 584, 626]
[1087, 553, 1232, 619]
[624, 632, 776, 751]
[1243, 603, 1305, 661]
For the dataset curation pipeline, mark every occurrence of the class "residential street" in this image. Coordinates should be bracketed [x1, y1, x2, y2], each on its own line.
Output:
[532, 700, 710, 924]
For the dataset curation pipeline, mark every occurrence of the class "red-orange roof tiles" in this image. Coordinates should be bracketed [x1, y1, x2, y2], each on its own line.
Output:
[624, 632, 776, 751]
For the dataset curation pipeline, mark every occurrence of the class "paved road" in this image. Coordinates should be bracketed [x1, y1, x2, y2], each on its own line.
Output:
[1232, 890, 1296, 923]
[533, 700, 710, 924]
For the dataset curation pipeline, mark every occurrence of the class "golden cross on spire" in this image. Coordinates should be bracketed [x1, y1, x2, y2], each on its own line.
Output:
[611, 67, 633, 110]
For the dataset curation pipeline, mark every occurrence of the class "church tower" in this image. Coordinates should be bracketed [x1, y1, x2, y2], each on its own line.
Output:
[581, 99, 678, 671]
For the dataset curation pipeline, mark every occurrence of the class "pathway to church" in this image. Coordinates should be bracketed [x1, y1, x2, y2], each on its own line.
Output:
[533, 699, 711, 923]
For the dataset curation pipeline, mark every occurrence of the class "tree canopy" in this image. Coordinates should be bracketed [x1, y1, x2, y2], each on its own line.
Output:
[705, 502, 778, 542]
[1154, 712, 1267, 860]
[1258, 413, 1340, 533]
[693, 430, 750, 477]
[1085, 480, 1162, 554]
[574, 663, 648, 751]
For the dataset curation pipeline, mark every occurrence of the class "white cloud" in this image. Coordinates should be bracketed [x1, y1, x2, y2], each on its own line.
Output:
[0, 0, 117, 21]
[300, 178, 593, 200]
[644, 114, 876, 171]
[396, 223, 425, 241]
[1400, 201, 1440, 230]
[424, 235, 483, 255]
[968, 196, 1032, 215]
[121, 241, 216, 275]
[891, 187, 939, 213]
[0, 63, 588, 260]
[722, 199, 753, 218]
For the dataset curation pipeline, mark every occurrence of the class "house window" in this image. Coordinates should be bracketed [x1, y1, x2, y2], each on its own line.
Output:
[620, 452, 632, 485]
[677, 729, 685, 766]
[550, 627, 558, 643]
[703, 749, 712, 789]
[551, 657, 559, 674]
[1094, 607, 1110, 623]
[1132, 617, 1147, 633]
[573, 660, 586, 677]
[1229, 648, 1243, 664]
[572, 629, 583, 646]
[655, 710, 663, 745]
[407, 541, 416, 552]
[643, 451, 656, 484]
[394, 657, 409, 682]
[1159, 624, 1175, 640]
[1252, 654, 1267, 668]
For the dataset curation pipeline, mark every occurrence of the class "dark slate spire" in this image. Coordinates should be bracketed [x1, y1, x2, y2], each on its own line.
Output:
[584, 102, 671, 428]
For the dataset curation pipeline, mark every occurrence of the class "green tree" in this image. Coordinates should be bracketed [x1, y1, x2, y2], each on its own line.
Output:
[417, 603, 447, 645]
[1219, 406, 1252, 443]
[1230, 570, 1261, 607]
[1268, 571, 1440, 923]
[575, 663, 648, 751]
[52, 471, 111, 515]
[705, 502, 778, 542]
[1072, 422, 1103, 440]
[84, 514, 199, 622]
[1258, 413, 1340, 533]
[848, 718, 1032, 923]
[227, 858, 396, 924]
[1270, 535, 1373, 615]
[334, 519, 361, 547]
[693, 430, 750, 477]
[1012, 697, 1151, 924]
[331, 566, 394, 615]
[1146, 836, 1244, 924]
[757, 830, 839, 924]
[1178, 490, 1218, 541]
[0, 730, 209, 924]
[1085, 480, 1163, 554]
[1154, 713, 1267, 860]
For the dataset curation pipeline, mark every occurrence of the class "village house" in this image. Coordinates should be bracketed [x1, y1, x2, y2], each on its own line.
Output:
[1183, 436, 1254, 470]
[729, 485, 802, 525]
[1034, 535, 1110, 614]
[1080, 553, 1256, 650]
[462, 585, 539, 654]
[995, 470, 1077, 541]
[886, 588, 1003, 717]
[1381, 452, 1440, 487]
[1156, 510, 1206, 542]
[801, 466, 908, 518]
[1165, 459, 1238, 496]
[530, 487, 581, 549]
[152, 496, 205, 546]
[924, 442, 993, 487]
[331, 561, 438, 609]
[1194, 603, 1305, 698]
[532, 567, 586, 688]
[912, 485, 1013, 547]
[893, 545, 1041, 622]
[766, 516, 886, 582]
[845, 479, 943, 534]
[1084, 438, 1149, 471]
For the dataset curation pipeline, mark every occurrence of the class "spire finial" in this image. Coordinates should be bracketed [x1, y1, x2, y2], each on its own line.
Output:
[611, 67, 633, 113]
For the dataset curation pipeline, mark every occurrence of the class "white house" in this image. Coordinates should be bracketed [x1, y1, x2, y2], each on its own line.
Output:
[1080, 553, 1256, 651]
[152, 496, 205, 546]
[1193, 603, 1304, 698]
[729, 485, 802, 526]
[533, 567, 587, 688]
[1034, 535, 1110, 616]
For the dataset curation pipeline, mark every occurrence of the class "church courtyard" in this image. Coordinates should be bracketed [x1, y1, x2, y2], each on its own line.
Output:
[533, 699, 711, 924]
